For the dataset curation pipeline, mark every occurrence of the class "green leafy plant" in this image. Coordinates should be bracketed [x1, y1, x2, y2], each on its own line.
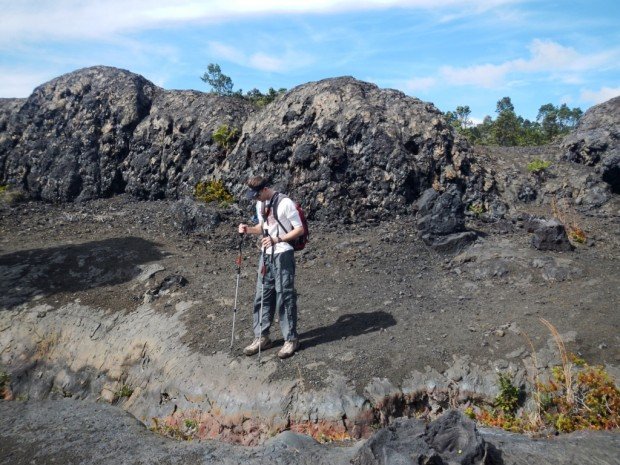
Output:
[194, 180, 234, 205]
[473, 319, 619, 434]
[527, 159, 552, 174]
[467, 202, 486, 217]
[495, 373, 521, 414]
[0, 371, 9, 390]
[212, 124, 239, 151]
[184, 419, 198, 429]
[0, 184, 26, 205]
[115, 384, 134, 400]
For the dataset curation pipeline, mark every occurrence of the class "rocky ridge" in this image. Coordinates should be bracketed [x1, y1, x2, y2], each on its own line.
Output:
[0, 66, 489, 224]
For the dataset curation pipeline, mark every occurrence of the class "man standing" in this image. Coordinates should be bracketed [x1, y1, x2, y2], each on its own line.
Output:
[238, 176, 304, 359]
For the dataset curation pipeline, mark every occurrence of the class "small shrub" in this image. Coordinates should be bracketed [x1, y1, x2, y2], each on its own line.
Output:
[464, 406, 476, 419]
[194, 180, 234, 205]
[551, 197, 587, 245]
[0, 370, 12, 400]
[184, 419, 198, 429]
[527, 159, 552, 174]
[473, 319, 619, 434]
[538, 362, 620, 432]
[212, 124, 239, 151]
[495, 373, 521, 414]
[467, 202, 486, 217]
[0, 184, 26, 205]
[568, 227, 586, 244]
[115, 384, 134, 400]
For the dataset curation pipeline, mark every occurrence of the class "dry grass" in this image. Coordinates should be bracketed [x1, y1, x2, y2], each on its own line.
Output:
[551, 197, 587, 244]
[473, 319, 619, 434]
[540, 318, 574, 406]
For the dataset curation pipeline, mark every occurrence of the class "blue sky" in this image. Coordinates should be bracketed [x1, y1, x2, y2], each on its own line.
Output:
[0, 0, 618, 122]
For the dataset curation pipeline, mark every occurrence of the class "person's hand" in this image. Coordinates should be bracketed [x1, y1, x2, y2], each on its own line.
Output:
[238, 223, 247, 234]
[261, 236, 277, 249]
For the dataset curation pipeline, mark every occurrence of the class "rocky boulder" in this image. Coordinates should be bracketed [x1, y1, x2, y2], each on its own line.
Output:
[0, 66, 254, 203]
[525, 217, 574, 252]
[124, 90, 255, 200]
[561, 96, 620, 193]
[415, 186, 477, 252]
[1, 66, 159, 202]
[223, 77, 479, 222]
[352, 410, 497, 465]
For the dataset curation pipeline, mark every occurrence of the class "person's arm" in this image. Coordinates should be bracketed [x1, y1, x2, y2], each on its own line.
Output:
[238, 223, 262, 235]
[270, 198, 303, 243]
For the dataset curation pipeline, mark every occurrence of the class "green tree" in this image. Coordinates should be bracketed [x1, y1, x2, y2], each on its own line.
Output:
[537, 103, 583, 141]
[493, 108, 521, 146]
[244, 87, 287, 107]
[455, 105, 472, 128]
[200, 63, 287, 106]
[496, 96, 515, 114]
[446, 98, 582, 147]
[200, 63, 234, 96]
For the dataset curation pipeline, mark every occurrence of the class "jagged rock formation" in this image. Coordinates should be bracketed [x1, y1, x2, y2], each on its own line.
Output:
[0, 66, 254, 202]
[223, 77, 479, 222]
[125, 90, 255, 199]
[0, 67, 483, 223]
[1, 67, 158, 201]
[561, 95, 620, 193]
[352, 411, 496, 465]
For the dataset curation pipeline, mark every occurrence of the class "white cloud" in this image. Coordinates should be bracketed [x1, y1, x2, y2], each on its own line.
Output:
[208, 42, 246, 64]
[208, 41, 313, 73]
[440, 62, 511, 88]
[249, 53, 285, 73]
[580, 87, 620, 105]
[0, 69, 57, 98]
[404, 76, 437, 92]
[438, 39, 619, 88]
[0, 0, 521, 46]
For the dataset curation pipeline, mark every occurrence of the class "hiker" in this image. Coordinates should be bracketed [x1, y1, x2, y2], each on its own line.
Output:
[238, 176, 304, 359]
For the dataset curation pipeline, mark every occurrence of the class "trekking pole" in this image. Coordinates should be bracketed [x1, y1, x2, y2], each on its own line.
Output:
[230, 232, 244, 350]
[258, 227, 268, 364]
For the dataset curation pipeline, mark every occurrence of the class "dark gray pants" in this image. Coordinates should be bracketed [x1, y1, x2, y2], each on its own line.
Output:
[253, 250, 298, 341]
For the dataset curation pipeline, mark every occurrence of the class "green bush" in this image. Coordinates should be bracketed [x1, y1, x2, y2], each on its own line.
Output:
[194, 180, 234, 205]
[467, 202, 486, 216]
[212, 124, 239, 150]
[527, 159, 552, 174]
[0, 371, 9, 390]
[495, 373, 521, 414]
[115, 384, 134, 400]
[0, 185, 26, 205]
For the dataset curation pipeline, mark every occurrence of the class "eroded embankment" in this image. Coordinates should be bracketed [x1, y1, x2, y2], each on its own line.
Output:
[1, 291, 598, 446]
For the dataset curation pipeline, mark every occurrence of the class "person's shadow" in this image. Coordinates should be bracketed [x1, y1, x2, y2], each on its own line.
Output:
[296, 311, 397, 350]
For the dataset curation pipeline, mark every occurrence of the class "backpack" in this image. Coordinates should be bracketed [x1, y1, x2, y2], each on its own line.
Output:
[271, 193, 309, 251]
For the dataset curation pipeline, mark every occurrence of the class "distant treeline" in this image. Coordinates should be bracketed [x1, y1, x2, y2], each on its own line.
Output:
[201, 63, 286, 107]
[445, 97, 582, 146]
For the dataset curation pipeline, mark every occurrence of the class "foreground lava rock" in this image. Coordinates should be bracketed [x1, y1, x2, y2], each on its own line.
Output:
[353, 410, 496, 465]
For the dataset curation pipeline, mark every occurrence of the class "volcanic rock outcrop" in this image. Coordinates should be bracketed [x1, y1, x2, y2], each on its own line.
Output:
[0, 67, 255, 203]
[223, 77, 480, 222]
[561, 95, 620, 193]
[0, 67, 485, 224]
[125, 90, 255, 200]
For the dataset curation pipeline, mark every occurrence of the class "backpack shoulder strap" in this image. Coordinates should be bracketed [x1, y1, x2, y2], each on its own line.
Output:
[271, 192, 291, 234]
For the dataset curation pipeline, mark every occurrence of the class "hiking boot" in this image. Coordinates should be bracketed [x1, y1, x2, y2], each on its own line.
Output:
[243, 336, 272, 356]
[278, 339, 299, 359]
